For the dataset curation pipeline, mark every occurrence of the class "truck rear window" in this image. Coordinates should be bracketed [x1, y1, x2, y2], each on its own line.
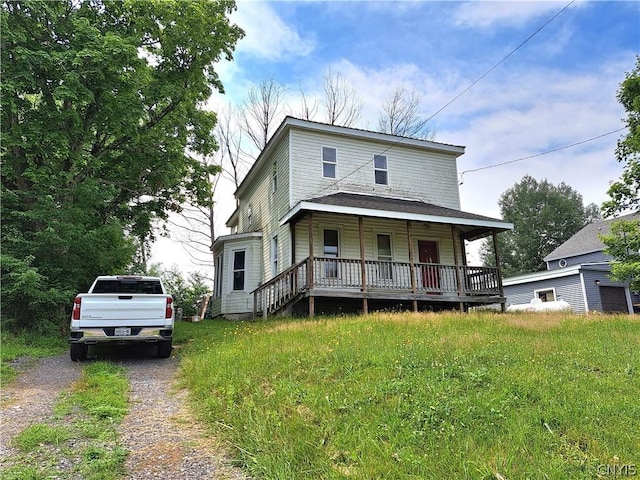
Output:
[92, 280, 164, 294]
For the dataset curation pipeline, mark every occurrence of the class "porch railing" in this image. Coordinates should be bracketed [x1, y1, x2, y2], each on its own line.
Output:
[253, 257, 501, 317]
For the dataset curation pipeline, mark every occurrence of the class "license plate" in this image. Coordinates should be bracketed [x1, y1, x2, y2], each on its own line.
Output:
[114, 327, 131, 336]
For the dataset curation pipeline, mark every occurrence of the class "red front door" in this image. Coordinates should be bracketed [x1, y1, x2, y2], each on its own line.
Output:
[418, 240, 440, 292]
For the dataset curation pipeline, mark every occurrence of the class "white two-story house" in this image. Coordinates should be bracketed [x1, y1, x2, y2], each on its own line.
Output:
[211, 117, 513, 319]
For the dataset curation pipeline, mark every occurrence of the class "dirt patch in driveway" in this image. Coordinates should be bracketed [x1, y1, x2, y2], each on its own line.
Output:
[0, 346, 248, 479]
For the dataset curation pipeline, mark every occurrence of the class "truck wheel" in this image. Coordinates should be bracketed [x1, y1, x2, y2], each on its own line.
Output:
[70, 344, 88, 361]
[157, 340, 172, 358]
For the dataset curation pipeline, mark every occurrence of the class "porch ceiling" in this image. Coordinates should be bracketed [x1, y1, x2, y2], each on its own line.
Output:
[281, 192, 513, 241]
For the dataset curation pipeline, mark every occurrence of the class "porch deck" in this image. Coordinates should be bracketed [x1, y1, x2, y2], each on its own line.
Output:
[253, 257, 504, 318]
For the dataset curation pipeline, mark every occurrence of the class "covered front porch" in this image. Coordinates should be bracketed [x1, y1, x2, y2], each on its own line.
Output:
[253, 256, 503, 318]
[254, 192, 512, 318]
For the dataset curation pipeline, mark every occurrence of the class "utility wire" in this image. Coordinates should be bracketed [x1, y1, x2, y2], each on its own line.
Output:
[458, 127, 626, 185]
[318, 0, 576, 194]
[411, 0, 576, 137]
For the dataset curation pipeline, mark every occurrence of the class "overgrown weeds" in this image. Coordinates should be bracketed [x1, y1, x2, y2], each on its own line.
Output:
[178, 312, 640, 479]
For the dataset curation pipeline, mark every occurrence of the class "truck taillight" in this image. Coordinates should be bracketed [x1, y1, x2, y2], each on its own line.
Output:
[72, 297, 81, 320]
[165, 296, 173, 319]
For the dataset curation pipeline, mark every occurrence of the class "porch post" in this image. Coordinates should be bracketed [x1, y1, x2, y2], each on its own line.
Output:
[359, 216, 368, 314]
[407, 220, 418, 312]
[308, 212, 315, 318]
[492, 229, 506, 312]
[262, 288, 268, 320]
[253, 288, 258, 319]
[451, 226, 464, 312]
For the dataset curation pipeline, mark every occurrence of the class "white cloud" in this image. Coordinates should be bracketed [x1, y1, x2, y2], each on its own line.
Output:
[231, 1, 315, 60]
[313, 53, 630, 223]
[451, 1, 575, 29]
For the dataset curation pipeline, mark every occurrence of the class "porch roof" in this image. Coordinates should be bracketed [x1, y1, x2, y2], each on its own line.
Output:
[280, 192, 513, 240]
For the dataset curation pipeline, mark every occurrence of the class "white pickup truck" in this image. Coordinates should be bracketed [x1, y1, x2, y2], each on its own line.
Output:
[69, 275, 174, 361]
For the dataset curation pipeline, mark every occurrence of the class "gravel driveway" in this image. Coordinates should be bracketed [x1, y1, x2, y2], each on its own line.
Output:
[1, 346, 248, 479]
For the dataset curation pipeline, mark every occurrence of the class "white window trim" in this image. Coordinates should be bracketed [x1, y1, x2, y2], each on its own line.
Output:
[322, 146, 337, 179]
[322, 227, 340, 279]
[272, 161, 278, 193]
[247, 204, 252, 228]
[271, 235, 279, 277]
[231, 248, 247, 292]
[376, 232, 393, 280]
[376, 233, 393, 261]
[374, 154, 389, 185]
[534, 287, 557, 302]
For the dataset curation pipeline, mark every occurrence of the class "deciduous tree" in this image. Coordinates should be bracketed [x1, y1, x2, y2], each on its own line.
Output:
[480, 175, 600, 276]
[1, 0, 243, 330]
[600, 57, 640, 289]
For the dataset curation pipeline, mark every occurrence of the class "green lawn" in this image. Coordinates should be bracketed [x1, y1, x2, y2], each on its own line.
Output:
[176, 312, 640, 480]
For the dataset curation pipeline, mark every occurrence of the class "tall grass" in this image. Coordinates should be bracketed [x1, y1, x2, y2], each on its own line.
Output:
[0, 329, 67, 382]
[178, 312, 639, 479]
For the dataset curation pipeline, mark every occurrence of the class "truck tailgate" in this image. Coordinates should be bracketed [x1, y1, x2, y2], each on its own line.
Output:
[78, 294, 167, 325]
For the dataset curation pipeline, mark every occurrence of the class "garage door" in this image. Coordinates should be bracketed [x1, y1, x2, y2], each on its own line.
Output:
[599, 286, 628, 313]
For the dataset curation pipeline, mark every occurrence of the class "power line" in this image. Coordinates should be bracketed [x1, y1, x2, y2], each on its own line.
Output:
[415, 0, 576, 133]
[317, 0, 576, 194]
[458, 127, 626, 185]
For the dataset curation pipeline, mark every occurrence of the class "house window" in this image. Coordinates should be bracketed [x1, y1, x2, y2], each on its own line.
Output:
[377, 234, 393, 280]
[374, 154, 388, 185]
[535, 288, 556, 302]
[232, 250, 246, 291]
[214, 254, 223, 297]
[272, 161, 278, 192]
[271, 235, 278, 277]
[247, 204, 252, 228]
[322, 147, 337, 178]
[323, 229, 339, 277]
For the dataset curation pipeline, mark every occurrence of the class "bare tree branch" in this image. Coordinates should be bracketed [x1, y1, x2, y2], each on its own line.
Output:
[322, 70, 362, 127]
[377, 86, 436, 140]
[242, 79, 287, 150]
[297, 80, 319, 121]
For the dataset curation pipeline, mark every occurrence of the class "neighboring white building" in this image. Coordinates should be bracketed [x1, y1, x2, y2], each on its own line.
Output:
[212, 117, 513, 319]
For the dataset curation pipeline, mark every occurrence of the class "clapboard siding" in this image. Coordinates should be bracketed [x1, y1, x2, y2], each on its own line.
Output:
[213, 235, 263, 316]
[547, 251, 611, 270]
[293, 214, 460, 264]
[289, 129, 461, 210]
[233, 138, 292, 283]
[503, 273, 587, 313]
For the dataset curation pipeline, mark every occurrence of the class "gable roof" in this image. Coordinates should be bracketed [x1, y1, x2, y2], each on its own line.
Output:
[280, 192, 513, 241]
[235, 116, 466, 198]
[543, 213, 640, 262]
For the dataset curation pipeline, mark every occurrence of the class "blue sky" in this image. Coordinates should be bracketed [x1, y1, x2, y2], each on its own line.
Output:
[152, 0, 639, 272]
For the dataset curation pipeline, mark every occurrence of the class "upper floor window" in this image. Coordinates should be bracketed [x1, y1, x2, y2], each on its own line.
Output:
[246, 204, 252, 228]
[233, 250, 246, 291]
[272, 161, 278, 192]
[322, 147, 337, 178]
[374, 155, 388, 185]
